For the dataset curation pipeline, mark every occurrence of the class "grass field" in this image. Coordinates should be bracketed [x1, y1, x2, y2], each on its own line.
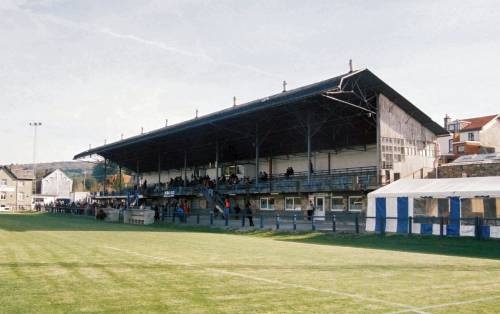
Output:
[1, 214, 500, 313]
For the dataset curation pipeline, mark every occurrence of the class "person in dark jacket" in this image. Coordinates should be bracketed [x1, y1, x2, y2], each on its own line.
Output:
[244, 201, 254, 227]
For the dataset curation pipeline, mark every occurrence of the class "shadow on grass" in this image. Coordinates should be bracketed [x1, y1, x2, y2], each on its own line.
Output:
[257, 231, 500, 260]
[2, 213, 500, 260]
[0, 213, 223, 233]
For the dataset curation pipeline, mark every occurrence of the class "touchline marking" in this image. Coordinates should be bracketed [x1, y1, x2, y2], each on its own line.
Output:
[103, 246, 424, 313]
[387, 295, 500, 314]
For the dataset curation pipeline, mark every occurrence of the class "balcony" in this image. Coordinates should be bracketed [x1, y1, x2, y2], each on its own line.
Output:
[216, 166, 377, 195]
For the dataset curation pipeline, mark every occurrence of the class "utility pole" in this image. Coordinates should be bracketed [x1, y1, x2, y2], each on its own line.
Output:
[29, 122, 42, 193]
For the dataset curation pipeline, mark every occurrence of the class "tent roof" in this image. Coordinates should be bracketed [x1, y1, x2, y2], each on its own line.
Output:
[368, 177, 500, 198]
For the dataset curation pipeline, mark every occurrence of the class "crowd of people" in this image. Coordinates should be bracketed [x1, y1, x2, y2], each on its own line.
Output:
[131, 166, 298, 195]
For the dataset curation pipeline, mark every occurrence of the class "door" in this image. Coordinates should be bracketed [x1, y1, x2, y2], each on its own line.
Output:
[315, 197, 325, 221]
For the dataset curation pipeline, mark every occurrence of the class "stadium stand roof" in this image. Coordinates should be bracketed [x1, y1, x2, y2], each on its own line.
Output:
[74, 69, 447, 171]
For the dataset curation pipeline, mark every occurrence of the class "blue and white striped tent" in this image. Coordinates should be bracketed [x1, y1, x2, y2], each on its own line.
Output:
[366, 177, 500, 239]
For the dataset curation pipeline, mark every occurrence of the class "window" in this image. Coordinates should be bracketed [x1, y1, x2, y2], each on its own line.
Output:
[285, 197, 302, 211]
[457, 145, 465, 153]
[260, 197, 275, 210]
[414, 198, 432, 216]
[0, 179, 6, 186]
[414, 198, 449, 217]
[448, 139, 453, 153]
[348, 196, 364, 211]
[484, 198, 499, 218]
[331, 196, 346, 211]
[0, 192, 6, 200]
[394, 173, 401, 181]
[461, 198, 500, 219]
[468, 132, 474, 141]
[461, 198, 482, 218]
[18, 192, 24, 201]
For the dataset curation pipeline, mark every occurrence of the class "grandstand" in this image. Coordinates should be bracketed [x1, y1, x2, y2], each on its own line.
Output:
[74, 69, 447, 214]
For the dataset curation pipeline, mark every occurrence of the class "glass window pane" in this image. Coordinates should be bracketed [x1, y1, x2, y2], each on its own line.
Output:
[293, 198, 302, 210]
[349, 196, 364, 211]
[461, 198, 485, 218]
[332, 197, 345, 210]
[414, 199, 429, 216]
[285, 198, 293, 210]
[484, 198, 497, 218]
[260, 198, 268, 209]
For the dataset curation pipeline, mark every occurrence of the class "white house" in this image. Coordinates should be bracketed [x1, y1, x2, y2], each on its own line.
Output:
[40, 169, 73, 198]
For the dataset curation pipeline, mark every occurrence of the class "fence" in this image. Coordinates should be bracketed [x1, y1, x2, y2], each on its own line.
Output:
[43, 206, 500, 240]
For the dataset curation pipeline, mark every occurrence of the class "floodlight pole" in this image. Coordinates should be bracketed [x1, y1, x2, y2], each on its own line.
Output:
[29, 122, 42, 180]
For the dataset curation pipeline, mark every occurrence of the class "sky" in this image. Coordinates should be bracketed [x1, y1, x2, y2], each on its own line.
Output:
[1, 0, 499, 164]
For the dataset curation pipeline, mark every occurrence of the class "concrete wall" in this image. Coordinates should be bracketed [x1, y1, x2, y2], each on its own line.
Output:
[438, 162, 500, 178]
[479, 117, 500, 151]
[378, 93, 437, 181]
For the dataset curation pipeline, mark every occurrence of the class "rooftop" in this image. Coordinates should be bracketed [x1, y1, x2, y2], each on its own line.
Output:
[461, 114, 498, 131]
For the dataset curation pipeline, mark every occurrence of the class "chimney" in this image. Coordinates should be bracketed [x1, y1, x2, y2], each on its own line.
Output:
[349, 59, 353, 73]
[444, 114, 451, 130]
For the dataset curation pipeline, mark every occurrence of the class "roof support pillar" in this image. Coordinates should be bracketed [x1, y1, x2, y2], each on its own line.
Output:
[119, 165, 122, 194]
[328, 152, 331, 175]
[215, 139, 219, 189]
[183, 151, 187, 187]
[103, 158, 107, 194]
[136, 160, 140, 189]
[376, 94, 381, 186]
[255, 123, 259, 188]
[307, 111, 312, 183]
[158, 154, 161, 184]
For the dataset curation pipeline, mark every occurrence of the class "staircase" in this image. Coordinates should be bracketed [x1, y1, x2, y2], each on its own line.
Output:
[200, 186, 225, 212]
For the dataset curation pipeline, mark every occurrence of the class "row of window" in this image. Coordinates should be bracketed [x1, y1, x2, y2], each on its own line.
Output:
[413, 197, 500, 219]
[260, 196, 364, 211]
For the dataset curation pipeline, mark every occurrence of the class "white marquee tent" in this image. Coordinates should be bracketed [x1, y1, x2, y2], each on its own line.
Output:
[366, 177, 500, 239]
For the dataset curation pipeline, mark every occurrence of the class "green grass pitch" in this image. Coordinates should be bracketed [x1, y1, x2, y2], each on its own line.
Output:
[1, 213, 500, 313]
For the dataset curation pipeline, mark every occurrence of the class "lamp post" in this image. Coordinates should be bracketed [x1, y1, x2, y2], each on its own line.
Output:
[29, 122, 42, 187]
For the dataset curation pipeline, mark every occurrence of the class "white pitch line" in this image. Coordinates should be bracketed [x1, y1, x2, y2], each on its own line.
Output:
[387, 295, 500, 314]
[102, 246, 424, 313]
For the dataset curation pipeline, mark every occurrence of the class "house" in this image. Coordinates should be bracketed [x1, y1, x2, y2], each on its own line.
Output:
[438, 114, 500, 163]
[0, 166, 34, 211]
[75, 69, 447, 214]
[39, 169, 73, 198]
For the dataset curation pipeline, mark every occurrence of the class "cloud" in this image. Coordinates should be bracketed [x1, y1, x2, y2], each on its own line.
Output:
[99, 27, 280, 79]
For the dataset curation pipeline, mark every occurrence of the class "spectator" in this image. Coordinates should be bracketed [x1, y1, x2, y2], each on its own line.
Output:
[224, 198, 231, 219]
[245, 201, 254, 227]
[234, 203, 241, 219]
[154, 205, 160, 222]
[307, 200, 315, 220]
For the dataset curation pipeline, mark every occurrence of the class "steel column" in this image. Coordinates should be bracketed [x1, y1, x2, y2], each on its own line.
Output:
[158, 154, 161, 184]
[307, 111, 312, 183]
[215, 139, 219, 189]
[103, 159, 107, 193]
[255, 123, 259, 188]
[183, 151, 187, 187]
